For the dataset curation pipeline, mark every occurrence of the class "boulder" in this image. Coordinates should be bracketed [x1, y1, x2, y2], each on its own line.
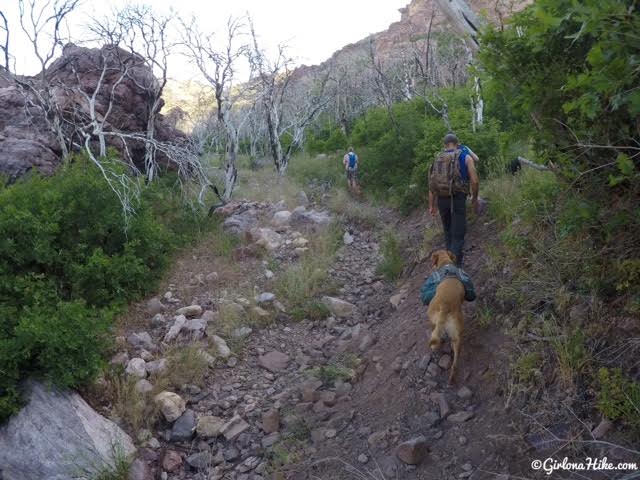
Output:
[154, 391, 186, 423]
[0, 381, 135, 480]
[343, 231, 354, 245]
[322, 296, 356, 317]
[0, 44, 185, 180]
[271, 210, 292, 227]
[258, 351, 291, 372]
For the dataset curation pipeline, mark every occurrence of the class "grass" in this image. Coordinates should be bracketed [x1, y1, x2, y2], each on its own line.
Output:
[514, 351, 542, 385]
[101, 372, 158, 433]
[162, 345, 210, 389]
[549, 326, 588, 388]
[274, 223, 341, 319]
[309, 353, 360, 385]
[91, 448, 131, 480]
[328, 188, 378, 228]
[377, 231, 404, 281]
[476, 303, 494, 329]
[209, 220, 240, 257]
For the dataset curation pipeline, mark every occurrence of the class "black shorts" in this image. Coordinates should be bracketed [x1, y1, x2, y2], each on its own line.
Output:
[347, 168, 358, 181]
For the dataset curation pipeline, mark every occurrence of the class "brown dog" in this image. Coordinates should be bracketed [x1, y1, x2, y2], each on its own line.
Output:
[428, 250, 465, 384]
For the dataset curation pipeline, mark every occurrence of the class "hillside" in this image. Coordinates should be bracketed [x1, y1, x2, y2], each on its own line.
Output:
[296, 0, 529, 74]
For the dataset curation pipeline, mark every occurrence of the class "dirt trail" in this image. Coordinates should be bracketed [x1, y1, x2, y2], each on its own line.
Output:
[295, 206, 529, 480]
[107, 188, 546, 480]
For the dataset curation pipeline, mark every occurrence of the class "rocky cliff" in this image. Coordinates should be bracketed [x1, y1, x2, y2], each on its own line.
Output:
[299, 0, 529, 72]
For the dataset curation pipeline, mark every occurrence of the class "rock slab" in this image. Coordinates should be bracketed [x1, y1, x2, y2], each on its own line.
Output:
[0, 381, 135, 480]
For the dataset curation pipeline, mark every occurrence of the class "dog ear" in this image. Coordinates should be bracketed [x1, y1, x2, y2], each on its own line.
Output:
[430, 251, 439, 267]
[447, 250, 457, 264]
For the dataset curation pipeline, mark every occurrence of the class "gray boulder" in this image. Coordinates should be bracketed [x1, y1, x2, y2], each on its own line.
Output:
[0, 381, 135, 480]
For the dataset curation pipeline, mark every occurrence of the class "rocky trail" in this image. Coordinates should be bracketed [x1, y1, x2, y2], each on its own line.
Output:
[83, 187, 544, 480]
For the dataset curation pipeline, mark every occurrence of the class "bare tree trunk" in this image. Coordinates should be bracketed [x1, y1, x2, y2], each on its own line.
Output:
[435, 0, 485, 127]
[0, 11, 9, 71]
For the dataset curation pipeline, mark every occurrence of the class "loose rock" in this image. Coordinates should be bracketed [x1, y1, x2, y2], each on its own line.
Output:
[396, 436, 429, 465]
[154, 391, 186, 423]
[220, 415, 250, 441]
[176, 305, 203, 317]
[258, 351, 290, 372]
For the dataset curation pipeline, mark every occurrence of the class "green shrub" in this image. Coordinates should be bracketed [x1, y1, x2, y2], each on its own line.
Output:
[377, 231, 404, 281]
[598, 368, 640, 430]
[0, 157, 209, 421]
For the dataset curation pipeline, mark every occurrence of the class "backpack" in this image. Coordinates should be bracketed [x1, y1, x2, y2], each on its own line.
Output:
[347, 152, 357, 169]
[429, 149, 468, 196]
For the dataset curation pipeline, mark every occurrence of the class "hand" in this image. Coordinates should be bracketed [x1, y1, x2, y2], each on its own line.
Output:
[472, 198, 480, 215]
[429, 204, 437, 217]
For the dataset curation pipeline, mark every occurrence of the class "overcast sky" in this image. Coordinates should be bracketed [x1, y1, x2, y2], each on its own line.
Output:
[4, 0, 407, 79]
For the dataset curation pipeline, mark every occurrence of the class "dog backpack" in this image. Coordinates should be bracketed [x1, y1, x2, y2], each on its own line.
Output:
[429, 149, 468, 196]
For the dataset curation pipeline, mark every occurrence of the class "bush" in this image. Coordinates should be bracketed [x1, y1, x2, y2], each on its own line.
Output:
[0, 157, 209, 421]
[377, 231, 404, 281]
[598, 368, 640, 431]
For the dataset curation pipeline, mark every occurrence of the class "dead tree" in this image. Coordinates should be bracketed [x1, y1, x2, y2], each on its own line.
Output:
[18, 0, 81, 158]
[116, 5, 172, 183]
[0, 10, 9, 71]
[434, 0, 485, 128]
[181, 16, 256, 201]
[249, 23, 330, 175]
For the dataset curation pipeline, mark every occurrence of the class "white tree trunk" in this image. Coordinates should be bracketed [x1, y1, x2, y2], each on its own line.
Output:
[435, 0, 485, 127]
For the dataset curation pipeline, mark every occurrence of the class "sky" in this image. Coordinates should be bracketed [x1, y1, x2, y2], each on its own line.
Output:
[3, 0, 407, 80]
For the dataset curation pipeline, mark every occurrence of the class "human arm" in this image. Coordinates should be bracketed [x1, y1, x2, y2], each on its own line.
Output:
[466, 157, 480, 213]
[428, 190, 437, 217]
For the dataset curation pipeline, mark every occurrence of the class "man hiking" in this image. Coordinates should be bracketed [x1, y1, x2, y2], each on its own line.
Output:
[343, 147, 359, 192]
[428, 133, 480, 266]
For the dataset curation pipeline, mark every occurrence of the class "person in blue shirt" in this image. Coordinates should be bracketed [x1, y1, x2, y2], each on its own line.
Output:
[428, 133, 480, 266]
[343, 147, 359, 191]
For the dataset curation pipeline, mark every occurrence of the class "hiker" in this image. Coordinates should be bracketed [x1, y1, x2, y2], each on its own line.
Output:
[428, 133, 480, 266]
[343, 147, 359, 191]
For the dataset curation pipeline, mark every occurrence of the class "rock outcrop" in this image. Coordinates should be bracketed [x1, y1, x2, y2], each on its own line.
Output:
[0, 44, 185, 180]
[0, 381, 135, 480]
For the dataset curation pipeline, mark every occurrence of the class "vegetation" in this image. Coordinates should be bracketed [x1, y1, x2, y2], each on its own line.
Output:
[0, 158, 210, 421]
[274, 223, 341, 320]
[377, 231, 404, 281]
[598, 368, 640, 431]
